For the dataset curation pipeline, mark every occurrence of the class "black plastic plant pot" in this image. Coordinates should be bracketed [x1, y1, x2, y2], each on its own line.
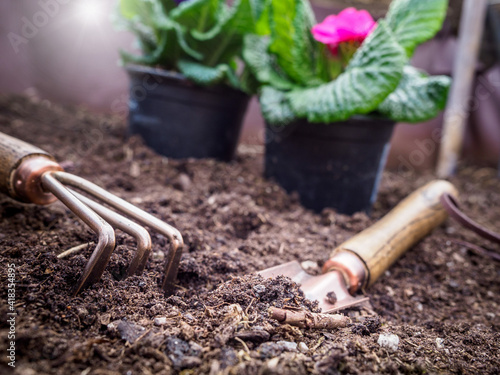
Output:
[265, 117, 396, 215]
[126, 65, 250, 161]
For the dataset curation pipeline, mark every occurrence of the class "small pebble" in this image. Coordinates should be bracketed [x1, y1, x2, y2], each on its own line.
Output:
[277, 341, 298, 351]
[377, 334, 399, 352]
[114, 320, 146, 344]
[173, 173, 191, 191]
[189, 341, 203, 356]
[300, 260, 319, 272]
[298, 342, 309, 353]
[436, 337, 445, 349]
[253, 284, 266, 295]
[235, 328, 270, 342]
[152, 251, 165, 262]
[154, 317, 168, 326]
[325, 291, 337, 304]
[452, 253, 465, 263]
[184, 313, 195, 322]
[130, 162, 140, 178]
[448, 280, 459, 288]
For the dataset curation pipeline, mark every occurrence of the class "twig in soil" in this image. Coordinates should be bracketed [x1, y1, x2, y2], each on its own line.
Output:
[57, 242, 95, 259]
[212, 302, 230, 309]
[174, 284, 188, 292]
[310, 337, 325, 351]
[451, 239, 500, 262]
[278, 243, 285, 254]
[269, 307, 350, 329]
[234, 337, 251, 353]
[245, 298, 256, 315]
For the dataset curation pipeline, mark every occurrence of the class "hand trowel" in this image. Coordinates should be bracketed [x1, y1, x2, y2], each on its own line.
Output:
[259, 180, 458, 312]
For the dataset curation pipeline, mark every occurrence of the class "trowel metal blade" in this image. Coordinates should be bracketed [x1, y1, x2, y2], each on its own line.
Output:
[258, 261, 369, 313]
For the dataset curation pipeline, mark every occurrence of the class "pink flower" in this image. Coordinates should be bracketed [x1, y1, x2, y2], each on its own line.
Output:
[311, 8, 377, 54]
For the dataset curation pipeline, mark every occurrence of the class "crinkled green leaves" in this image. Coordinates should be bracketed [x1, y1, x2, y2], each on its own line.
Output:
[378, 66, 451, 123]
[386, 0, 448, 57]
[242, 35, 296, 90]
[260, 86, 296, 125]
[245, 0, 451, 125]
[267, 0, 326, 87]
[117, 0, 263, 90]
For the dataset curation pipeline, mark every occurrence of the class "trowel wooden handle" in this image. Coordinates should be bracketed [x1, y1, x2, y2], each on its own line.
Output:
[0, 132, 58, 202]
[330, 180, 458, 287]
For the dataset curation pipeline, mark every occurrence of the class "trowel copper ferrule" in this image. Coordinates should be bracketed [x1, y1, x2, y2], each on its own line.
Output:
[322, 250, 369, 294]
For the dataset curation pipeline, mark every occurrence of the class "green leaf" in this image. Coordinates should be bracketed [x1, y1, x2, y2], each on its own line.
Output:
[120, 28, 170, 66]
[254, 0, 271, 35]
[221, 0, 256, 33]
[116, 0, 159, 52]
[259, 86, 296, 125]
[386, 0, 448, 57]
[195, 0, 257, 66]
[249, 0, 268, 23]
[243, 35, 296, 90]
[175, 27, 205, 60]
[286, 21, 406, 124]
[378, 66, 451, 123]
[166, 0, 258, 67]
[239, 66, 260, 94]
[152, 3, 205, 61]
[178, 59, 235, 86]
[119, 0, 155, 20]
[268, 0, 325, 87]
[170, 0, 220, 32]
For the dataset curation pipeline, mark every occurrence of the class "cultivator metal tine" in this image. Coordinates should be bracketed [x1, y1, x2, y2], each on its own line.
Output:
[69, 189, 152, 277]
[52, 171, 184, 295]
[40, 173, 116, 296]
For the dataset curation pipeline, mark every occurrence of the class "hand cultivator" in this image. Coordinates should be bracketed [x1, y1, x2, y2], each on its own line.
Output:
[0, 132, 183, 296]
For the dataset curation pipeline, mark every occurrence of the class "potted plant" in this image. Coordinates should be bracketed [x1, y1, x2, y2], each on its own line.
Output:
[116, 0, 264, 161]
[243, 0, 451, 214]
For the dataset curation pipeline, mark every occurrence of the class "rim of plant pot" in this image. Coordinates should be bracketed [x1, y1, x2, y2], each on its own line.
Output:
[125, 64, 251, 161]
[266, 114, 395, 143]
[125, 64, 248, 97]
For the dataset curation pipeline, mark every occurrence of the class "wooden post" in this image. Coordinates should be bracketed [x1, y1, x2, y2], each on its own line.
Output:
[436, 0, 489, 178]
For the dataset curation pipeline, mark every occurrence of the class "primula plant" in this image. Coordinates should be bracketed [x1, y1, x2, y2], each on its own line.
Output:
[243, 0, 451, 125]
[116, 0, 264, 90]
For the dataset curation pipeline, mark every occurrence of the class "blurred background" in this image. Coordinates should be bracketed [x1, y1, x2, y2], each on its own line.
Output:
[1, 0, 499, 170]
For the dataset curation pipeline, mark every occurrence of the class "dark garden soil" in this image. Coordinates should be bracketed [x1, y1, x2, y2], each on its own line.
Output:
[0, 94, 499, 375]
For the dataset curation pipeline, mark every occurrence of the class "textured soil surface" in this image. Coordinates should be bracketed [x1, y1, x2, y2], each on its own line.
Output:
[0, 95, 499, 375]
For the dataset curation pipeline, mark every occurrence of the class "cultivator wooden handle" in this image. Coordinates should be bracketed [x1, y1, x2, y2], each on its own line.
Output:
[323, 180, 459, 291]
[0, 131, 62, 204]
[0, 131, 183, 296]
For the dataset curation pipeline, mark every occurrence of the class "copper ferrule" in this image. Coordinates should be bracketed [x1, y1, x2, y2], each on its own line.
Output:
[322, 250, 369, 295]
[12, 156, 63, 205]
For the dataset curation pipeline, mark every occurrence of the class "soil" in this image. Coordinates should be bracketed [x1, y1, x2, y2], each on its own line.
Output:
[0, 94, 499, 375]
